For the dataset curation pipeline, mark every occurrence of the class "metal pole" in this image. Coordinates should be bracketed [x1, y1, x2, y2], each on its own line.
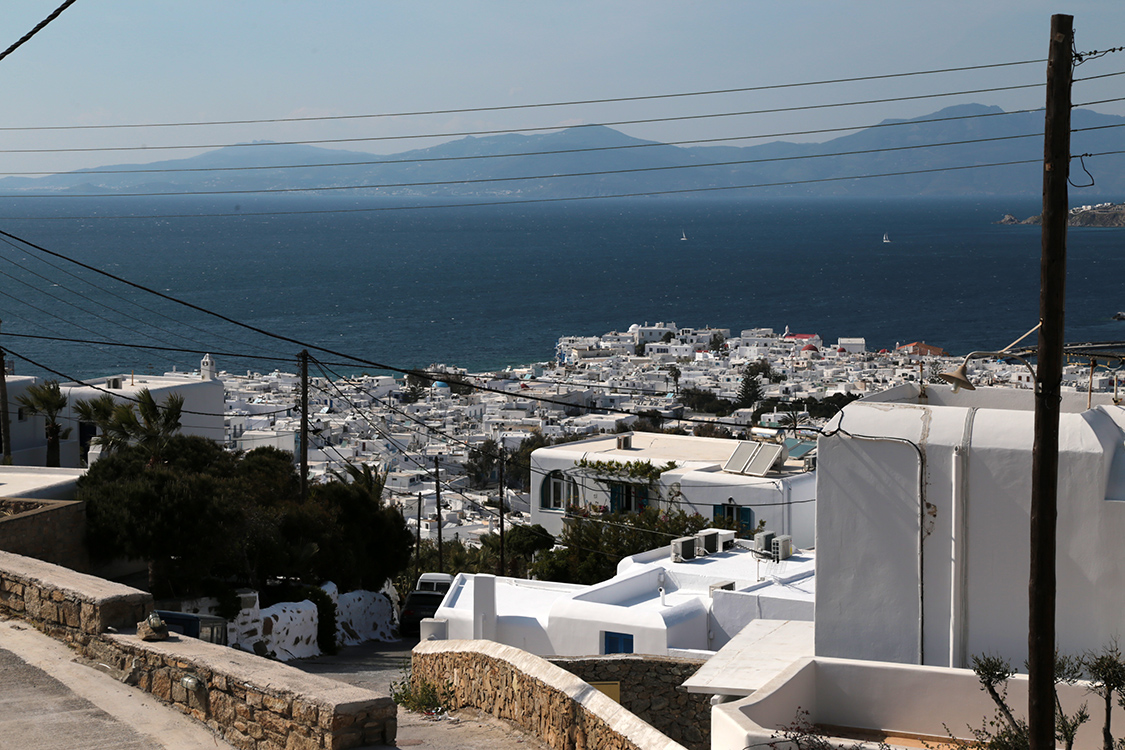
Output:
[1029, 14, 1072, 750]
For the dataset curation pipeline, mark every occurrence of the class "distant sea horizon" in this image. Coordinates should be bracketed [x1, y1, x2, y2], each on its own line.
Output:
[1, 194, 1123, 382]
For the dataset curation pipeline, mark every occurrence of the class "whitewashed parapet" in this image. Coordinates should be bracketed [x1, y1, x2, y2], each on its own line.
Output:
[336, 589, 397, 646]
[413, 639, 688, 750]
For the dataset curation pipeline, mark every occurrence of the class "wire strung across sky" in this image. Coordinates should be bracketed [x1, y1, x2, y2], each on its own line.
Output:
[0, 81, 1051, 157]
[0, 57, 1050, 133]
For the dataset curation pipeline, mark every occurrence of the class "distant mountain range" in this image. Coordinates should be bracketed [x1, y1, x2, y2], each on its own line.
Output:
[4, 104, 1124, 198]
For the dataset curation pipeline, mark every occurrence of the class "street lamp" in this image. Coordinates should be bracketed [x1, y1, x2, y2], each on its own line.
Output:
[939, 351, 1038, 393]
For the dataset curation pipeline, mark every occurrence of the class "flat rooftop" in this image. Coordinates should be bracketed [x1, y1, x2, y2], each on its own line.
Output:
[682, 619, 814, 696]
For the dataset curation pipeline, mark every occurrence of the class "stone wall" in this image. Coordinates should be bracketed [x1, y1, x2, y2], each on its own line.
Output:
[549, 655, 710, 750]
[0, 498, 89, 571]
[0, 549, 396, 749]
[413, 639, 688, 750]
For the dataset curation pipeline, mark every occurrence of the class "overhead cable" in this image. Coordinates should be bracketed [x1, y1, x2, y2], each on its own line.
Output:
[0, 57, 1046, 132]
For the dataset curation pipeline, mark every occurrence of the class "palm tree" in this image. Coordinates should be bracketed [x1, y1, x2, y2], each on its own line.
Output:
[779, 404, 810, 437]
[74, 388, 183, 466]
[328, 461, 388, 506]
[16, 380, 71, 467]
[128, 388, 184, 466]
[74, 393, 130, 456]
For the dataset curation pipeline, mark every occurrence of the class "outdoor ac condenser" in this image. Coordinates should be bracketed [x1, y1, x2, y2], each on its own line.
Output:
[771, 534, 793, 562]
[671, 536, 695, 562]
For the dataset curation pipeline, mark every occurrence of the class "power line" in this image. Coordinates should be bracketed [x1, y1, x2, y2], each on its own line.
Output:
[0, 57, 1046, 132]
[0, 105, 1053, 179]
[0, 0, 79, 64]
[1, 344, 292, 418]
[0, 131, 1048, 200]
[0, 156, 1046, 222]
[0, 81, 1047, 156]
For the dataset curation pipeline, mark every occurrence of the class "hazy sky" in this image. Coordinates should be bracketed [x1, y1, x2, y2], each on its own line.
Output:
[1, 1, 1123, 175]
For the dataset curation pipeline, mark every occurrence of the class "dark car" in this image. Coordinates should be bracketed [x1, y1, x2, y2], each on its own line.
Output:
[399, 591, 445, 636]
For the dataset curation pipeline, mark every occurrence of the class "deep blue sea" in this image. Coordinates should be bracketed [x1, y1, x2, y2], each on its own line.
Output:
[0, 195, 1122, 381]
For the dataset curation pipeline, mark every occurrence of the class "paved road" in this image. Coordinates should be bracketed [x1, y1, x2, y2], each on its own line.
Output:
[0, 619, 232, 750]
[295, 639, 550, 750]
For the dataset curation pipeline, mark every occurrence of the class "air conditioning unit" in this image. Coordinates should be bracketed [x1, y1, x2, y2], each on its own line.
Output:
[715, 529, 737, 550]
[708, 581, 735, 598]
[755, 530, 776, 552]
[670, 537, 695, 562]
[697, 529, 720, 555]
[772, 535, 793, 562]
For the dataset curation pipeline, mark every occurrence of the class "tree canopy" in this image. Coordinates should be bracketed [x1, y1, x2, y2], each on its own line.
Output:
[78, 436, 412, 598]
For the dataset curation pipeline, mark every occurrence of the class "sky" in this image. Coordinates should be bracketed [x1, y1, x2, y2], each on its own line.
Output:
[1, 1, 1123, 176]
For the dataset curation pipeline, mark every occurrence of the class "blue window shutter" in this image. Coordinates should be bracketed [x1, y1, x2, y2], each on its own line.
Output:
[713, 505, 724, 521]
[740, 506, 755, 533]
[610, 484, 622, 513]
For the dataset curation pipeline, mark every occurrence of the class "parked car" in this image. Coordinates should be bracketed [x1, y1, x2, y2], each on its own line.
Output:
[399, 591, 445, 636]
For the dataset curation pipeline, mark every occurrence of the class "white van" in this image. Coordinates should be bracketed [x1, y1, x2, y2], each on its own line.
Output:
[415, 572, 454, 593]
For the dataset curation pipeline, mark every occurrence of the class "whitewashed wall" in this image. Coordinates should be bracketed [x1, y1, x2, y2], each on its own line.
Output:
[816, 388, 1125, 668]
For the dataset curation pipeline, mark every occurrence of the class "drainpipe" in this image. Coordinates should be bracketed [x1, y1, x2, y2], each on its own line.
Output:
[949, 408, 977, 669]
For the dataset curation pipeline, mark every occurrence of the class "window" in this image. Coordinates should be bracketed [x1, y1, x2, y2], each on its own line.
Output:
[604, 631, 634, 654]
[540, 470, 578, 510]
[714, 503, 755, 534]
[609, 483, 648, 513]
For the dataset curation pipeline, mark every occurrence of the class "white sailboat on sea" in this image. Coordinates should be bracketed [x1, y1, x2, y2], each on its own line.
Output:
[883, 232, 891, 243]
[681, 230, 688, 241]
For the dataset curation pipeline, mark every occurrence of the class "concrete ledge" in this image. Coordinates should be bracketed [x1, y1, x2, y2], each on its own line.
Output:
[0, 548, 150, 636]
[414, 639, 688, 750]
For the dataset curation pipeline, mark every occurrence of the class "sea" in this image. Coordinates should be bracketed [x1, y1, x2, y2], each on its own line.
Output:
[0, 194, 1122, 382]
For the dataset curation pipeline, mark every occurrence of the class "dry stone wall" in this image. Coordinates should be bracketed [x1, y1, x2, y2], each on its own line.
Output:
[0, 498, 89, 571]
[549, 655, 710, 750]
[0, 549, 396, 749]
[413, 639, 689, 750]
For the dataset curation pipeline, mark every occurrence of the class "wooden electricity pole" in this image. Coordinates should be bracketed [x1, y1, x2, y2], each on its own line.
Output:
[498, 448, 506, 577]
[0, 320, 10, 463]
[435, 456, 443, 574]
[299, 350, 309, 500]
[414, 492, 422, 582]
[1028, 14, 1072, 750]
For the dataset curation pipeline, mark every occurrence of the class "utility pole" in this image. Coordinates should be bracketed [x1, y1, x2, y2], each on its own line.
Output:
[434, 456, 443, 574]
[1029, 14, 1072, 750]
[0, 320, 10, 463]
[498, 448, 506, 577]
[299, 350, 309, 500]
[414, 492, 422, 581]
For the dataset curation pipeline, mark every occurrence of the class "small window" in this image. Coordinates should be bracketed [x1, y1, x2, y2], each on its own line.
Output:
[714, 503, 755, 534]
[604, 631, 634, 654]
[609, 483, 647, 513]
[540, 470, 578, 510]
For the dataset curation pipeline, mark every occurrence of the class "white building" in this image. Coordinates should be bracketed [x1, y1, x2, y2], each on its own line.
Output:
[5, 359, 224, 468]
[530, 432, 816, 547]
[815, 382, 1125, 669]
[429, 531, 814, 657]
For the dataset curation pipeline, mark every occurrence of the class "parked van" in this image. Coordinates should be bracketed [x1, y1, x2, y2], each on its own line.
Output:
[415, 572, 453, 593]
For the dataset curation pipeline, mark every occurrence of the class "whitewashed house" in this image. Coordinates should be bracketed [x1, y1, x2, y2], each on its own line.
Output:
[529, 432, 816, 547]
[428, 531, 814, 657]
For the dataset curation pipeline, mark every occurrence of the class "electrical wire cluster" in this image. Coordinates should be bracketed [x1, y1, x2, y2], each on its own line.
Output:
[0, 45, 1121, 466]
